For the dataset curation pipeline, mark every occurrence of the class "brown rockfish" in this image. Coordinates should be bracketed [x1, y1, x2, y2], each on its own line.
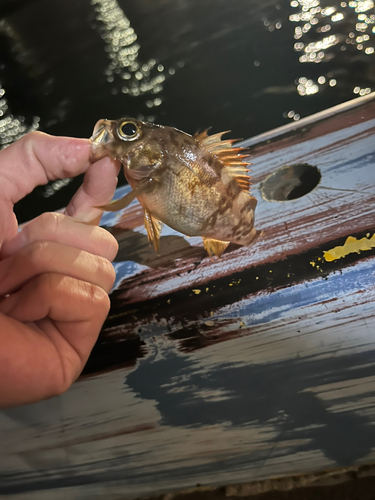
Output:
[90, 118, 261, 257]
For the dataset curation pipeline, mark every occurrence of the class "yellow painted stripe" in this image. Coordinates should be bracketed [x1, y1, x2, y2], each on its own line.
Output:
[324, 234, 375, 262]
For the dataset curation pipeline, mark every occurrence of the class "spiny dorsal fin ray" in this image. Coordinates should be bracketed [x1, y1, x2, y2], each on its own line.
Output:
[235, 175, 252, 190]
[194, 128, 252, 193]
[193, 128, 211, 143]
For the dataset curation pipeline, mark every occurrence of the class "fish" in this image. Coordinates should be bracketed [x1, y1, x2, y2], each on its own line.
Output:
[90, 118, 261, 257]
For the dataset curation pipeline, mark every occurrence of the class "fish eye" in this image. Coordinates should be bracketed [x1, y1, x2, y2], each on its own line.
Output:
[117, 121, 140, 141]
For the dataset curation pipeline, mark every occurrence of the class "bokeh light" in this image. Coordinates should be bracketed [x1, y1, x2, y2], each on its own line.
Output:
[0, 84, 39, 150]
[288, 0, 374, 120]
[91, 0, 173, 110]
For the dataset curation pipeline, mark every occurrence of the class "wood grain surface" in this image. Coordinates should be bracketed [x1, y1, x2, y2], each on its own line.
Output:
[0, 93, 374, 500]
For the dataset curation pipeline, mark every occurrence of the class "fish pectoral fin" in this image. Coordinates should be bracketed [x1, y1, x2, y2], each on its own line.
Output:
[202, 238, 230, 258]
[144, 210, 163, 252]
[96, 177, 156, 212]
[95, 189, 138, 212]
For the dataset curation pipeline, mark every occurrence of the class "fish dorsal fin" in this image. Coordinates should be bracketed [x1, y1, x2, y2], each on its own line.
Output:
[193, 129, 252, 192]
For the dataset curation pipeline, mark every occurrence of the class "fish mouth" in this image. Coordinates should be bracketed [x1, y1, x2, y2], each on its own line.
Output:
[90, 119, 114, 162]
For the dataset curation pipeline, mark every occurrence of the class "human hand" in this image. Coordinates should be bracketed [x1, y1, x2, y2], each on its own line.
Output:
[0, 132, 120, 407]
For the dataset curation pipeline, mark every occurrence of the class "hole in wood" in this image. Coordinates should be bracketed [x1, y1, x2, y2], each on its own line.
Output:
[261, 163, 321, 202]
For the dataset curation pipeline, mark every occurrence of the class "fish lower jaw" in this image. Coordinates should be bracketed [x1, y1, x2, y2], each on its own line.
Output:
[89, 144, 109, 162]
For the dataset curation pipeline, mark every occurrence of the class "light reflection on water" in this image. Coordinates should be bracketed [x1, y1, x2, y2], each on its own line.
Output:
[90, 0, 374, 126]
[273, 0, 375, 120]
[0, 82, 39, 149]
[0, 0, 373, 214]
[0, 20, 39, 148]
[292, 0, 375, 59]
[0, 80, 71, 198]
[1, 0, 374, 141]
[91, 0, 170, 117]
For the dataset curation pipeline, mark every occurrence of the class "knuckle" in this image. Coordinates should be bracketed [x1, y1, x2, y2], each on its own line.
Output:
[34, 272, 54, 298]
[108, 264, 116, 288]
[19, 240, 49, 269]
[35, 212, 64, 236]
[26, 130, 43, 142]
[21, 131, 44, 154]
[97, 228, 119, 261]
[86, 282, 111, 315]
[49, 364, 77, 399]
[100, 258, 116, 288]
[88, 255, 116, 293]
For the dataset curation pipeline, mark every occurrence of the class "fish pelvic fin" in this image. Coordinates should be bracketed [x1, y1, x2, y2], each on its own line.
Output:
[202, 238, 230, 258]
[193, 129, 252, 193]
[144, 209, 163, 252]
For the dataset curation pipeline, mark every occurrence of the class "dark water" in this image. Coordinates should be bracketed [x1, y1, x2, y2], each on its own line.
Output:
[0, 0, 374, 222]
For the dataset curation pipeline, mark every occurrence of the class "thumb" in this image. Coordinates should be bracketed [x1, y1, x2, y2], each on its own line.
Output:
[0, 131, 92, 205]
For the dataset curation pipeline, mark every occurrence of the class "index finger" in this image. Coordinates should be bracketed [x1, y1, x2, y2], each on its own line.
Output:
[64, 155, 121, 224]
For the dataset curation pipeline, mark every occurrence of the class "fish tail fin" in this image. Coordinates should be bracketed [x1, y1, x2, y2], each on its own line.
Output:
[202, 238, 230, 258]
[245, 228, 263, 247]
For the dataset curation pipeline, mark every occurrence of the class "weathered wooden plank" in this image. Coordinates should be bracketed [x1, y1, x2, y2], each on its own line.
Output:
[0, 94, 375, 500]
